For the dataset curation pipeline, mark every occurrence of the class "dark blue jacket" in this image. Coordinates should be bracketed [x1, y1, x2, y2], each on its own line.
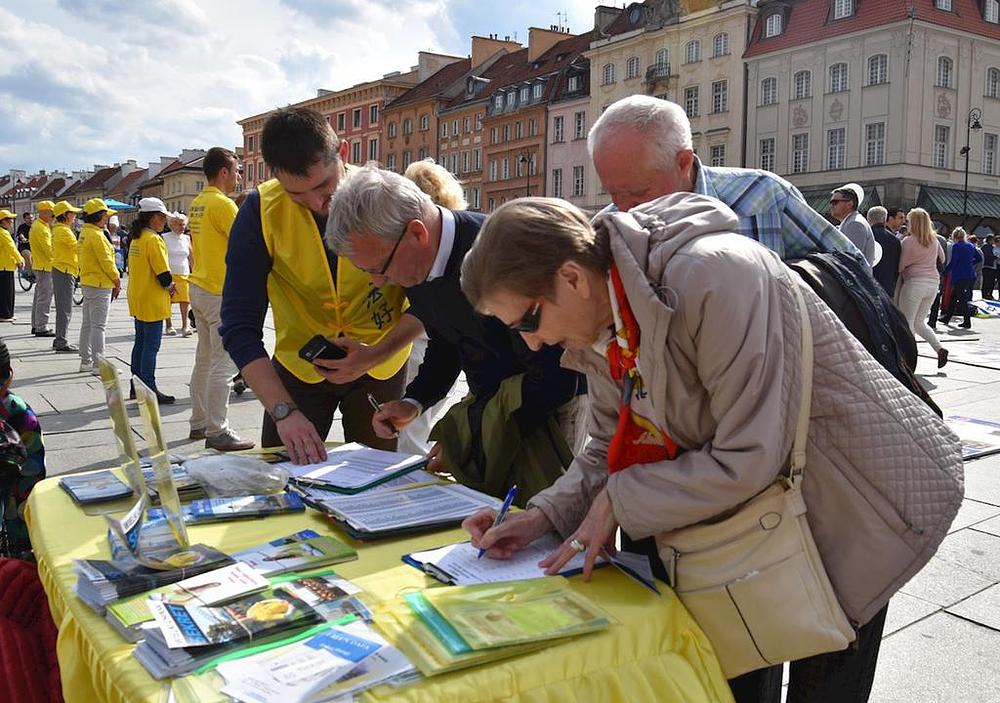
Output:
[946, 241, 982, 282]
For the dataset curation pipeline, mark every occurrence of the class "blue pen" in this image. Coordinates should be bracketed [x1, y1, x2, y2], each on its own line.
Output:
[478, 484, 518, 559]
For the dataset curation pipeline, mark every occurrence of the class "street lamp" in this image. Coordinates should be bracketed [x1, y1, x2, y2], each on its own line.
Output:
[961, 107, 983, 228]
[518, 151, 532, 197]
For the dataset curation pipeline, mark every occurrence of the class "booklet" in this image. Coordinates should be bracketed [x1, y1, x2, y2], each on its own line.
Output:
[147, 492, 305, 525]
[59, 470, 134, 504]
[279, 442, 427, 494]
[217, 620, 386, 703]
[232, 531, 357, 577]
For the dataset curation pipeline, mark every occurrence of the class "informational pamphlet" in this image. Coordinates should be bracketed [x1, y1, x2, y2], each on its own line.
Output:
[148, 493, 305, 525]
[232, 530, 357, 577]
[947, 414, 1000, 460]
[59, 470, 133, 504]
[278, 442, 427, 494]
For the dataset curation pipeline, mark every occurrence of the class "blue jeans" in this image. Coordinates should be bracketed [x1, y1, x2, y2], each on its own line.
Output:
[131, 319, 163, 390]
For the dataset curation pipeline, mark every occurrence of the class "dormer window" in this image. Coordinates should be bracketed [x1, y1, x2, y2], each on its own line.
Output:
[519, 86, 529, 103]
[532, 82, 543, 99]
[833, 0, 853, 20]
[764, 14, 782, 37]
[506, 91, 516, 108]
[987, 0, 999, 23]
[567, 75, 582, 92]
[494, 94, 503, 111]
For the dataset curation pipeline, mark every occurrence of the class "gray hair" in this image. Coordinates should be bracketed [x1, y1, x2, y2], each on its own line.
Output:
[867, 206, 887, 225]
[587, 95, 693, 170]
[325, 164, 432, 255]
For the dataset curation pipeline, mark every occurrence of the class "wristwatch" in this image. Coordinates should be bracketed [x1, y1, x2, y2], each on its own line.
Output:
[270, 401, 298, 422]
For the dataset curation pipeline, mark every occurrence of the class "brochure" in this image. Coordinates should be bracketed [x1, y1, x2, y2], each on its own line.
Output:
[279, 442, 427, 494]
[232, 531, 357, 577]
[59, 470, 133, 504]
[147, 493, 305, 525]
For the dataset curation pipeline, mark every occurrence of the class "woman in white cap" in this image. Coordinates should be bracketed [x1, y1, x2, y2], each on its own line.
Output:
[78, 199, 121, 374]
[0, 209, 25, 321]
[51, 200, 83, 353]
[162, 212, 193, 337]
[127, 197, 176, 404]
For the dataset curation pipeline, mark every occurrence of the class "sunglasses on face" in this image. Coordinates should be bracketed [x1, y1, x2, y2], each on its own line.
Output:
[510, 301, 542, 333]
[829, 198, 848, 204]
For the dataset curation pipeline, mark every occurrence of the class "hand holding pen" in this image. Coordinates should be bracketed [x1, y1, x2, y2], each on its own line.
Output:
[477, 484, 518, 559]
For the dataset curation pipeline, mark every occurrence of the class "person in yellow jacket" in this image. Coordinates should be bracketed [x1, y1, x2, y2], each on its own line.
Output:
[50, 201, 82, 353]
[77, 199, 121, 375]
[219, 107, 423, 463]
[29, 200, 56, 337]
[127, 198, 176, 404]
[0, 210, 25, 322]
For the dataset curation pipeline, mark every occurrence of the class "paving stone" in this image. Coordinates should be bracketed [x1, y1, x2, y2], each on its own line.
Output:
[899, 555, 995, 607]
[946, 583, 1000, 631]
[970, 514, 1000, 537]
[883, 592, 941, 636]
[932, 528, 1000, 581]
[870, 613, 1000, 703]
[948, 499, 1000, 533]
[961, 460, 1000, 507]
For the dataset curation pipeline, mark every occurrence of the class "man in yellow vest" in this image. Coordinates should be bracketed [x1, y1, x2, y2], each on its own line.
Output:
[220, 107, 422, 464]
[29, 200, 56, 337]
[187, 147, 254, 452]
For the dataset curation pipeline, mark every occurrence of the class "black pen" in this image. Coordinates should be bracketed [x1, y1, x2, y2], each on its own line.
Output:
[367, 393, 399, 438]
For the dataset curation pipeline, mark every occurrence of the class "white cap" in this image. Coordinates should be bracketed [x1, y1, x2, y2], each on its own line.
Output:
[832, 182, 865, 209]
[108, 215, 119, 227]
[138, 197, 169, 215]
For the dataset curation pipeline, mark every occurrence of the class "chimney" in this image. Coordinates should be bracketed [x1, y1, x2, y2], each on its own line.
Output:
[528, 26, 567, 62]
[594, 5, 620, 33]
[471, 35, 523, 67]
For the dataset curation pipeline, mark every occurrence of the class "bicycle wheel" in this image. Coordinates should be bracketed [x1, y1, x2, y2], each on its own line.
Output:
[73, 279, 84, 305]
[17, 271, 33, 291]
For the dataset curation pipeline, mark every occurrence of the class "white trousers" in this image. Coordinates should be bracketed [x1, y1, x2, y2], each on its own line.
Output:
[898, 277, 943, 353]
[189, 284, 236, 437]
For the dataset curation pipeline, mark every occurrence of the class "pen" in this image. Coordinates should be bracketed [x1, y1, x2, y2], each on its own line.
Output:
[478, 483, 518, 559]
[366, 392, 399, 438]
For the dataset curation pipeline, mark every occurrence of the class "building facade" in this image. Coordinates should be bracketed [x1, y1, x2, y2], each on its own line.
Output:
[546, 92, 593, 209]
[744, 0, 1000, 231]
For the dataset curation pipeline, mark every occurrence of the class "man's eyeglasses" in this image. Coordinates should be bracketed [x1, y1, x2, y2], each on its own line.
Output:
[510, 301, 542, 333]
[363, 224, 407, 277]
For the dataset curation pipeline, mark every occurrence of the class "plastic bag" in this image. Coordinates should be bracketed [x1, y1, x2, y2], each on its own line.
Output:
[183, 455, 289, 498]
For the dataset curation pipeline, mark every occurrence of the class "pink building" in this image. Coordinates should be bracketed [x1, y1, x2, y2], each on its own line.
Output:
[545, 90, 593, 211]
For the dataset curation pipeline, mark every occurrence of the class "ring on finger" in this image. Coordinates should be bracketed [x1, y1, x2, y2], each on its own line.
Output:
[570, 538, 586, 553]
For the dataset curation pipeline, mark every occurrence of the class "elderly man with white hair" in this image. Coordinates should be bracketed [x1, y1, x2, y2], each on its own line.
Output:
[867, 205, 902, 296]
[590, 95, 862, 261]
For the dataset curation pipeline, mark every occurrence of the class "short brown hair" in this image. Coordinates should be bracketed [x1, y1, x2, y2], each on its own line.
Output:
[460, 198, 610, 311]
[261, 107, 339, 177]
[203, 147, 236, 179]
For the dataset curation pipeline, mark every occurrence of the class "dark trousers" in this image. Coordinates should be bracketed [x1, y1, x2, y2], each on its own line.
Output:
[0, 270, 13, 319]
[729, 605, 888, 703]
[261, 359, 407, 451]
[131, 319, 164, 391]
[982, 268, 996, 300]
[942, 279, 974, 325]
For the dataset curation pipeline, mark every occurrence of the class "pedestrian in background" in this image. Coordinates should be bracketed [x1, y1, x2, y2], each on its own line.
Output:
[78, 200, 120, 375]
[127, 198, 176, 404]
[50, 201, 82, 353]
[163, 212, 193, 337]
[29, 201, 55, 337]
[0, 209, 25, 322]
[940, 227, 982, 329]
[898, 209, 948, 368]
[829, 183, 876, 265]
[867, 206, 901, 298]
[15, 213, 33, 277]
[981, 234, 996, 300]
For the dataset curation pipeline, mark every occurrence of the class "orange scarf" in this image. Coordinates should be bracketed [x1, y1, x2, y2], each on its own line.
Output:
[606, 264, 678, 473]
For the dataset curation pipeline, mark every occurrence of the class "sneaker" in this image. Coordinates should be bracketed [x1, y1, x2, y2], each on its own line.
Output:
[189, 428, 206, 440]
[155, 390, 175, 405]
[54, 344, 79, 353]
[79, 362, 94, 373]
[960, 321, 972, 329]
[181, 327, 192, 337]
[34, 329, 55, 337]
[937, 348, 949, 369]
[165, 327, 177, 336]
[205, 431, 255, 452]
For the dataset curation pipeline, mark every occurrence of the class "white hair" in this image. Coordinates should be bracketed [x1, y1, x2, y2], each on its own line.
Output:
[867, 206, 887, 225]
[587, 95, 693, 170]
[325, 164, 432, 255]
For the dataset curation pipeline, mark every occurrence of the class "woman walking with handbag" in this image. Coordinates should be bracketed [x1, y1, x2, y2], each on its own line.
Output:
[460, 196, 962, 703]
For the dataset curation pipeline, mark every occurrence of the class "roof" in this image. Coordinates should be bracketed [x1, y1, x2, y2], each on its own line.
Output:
[746, 0, 1000, 58]
[799, 185, 881, 215]
[917, 184, 1000, 219]
[73, 166, 119, 194]
[105, 170, 145, 198]
[386, 58, 472, 110]
[32, 178, 67, 200]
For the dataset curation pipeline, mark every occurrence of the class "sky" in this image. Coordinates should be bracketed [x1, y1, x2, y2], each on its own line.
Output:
[0, 0, 598, 175]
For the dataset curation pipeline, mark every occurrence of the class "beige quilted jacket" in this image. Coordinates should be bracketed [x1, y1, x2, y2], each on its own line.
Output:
[528, 192, 964, 625]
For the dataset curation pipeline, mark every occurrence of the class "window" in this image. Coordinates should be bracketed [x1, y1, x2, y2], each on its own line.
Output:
[471, 187, 480, 210]
[386, 153, 397, 171]
[626, 57, 640, 80]
[195, 180, 204, 192]
[258, 162, 264, 180]
[337, 113, 346, 131]
[710, 144, 726, 167]
[247, 135, 255, 152]
[403, 150, 412, 169]
[760, 77, 778, 106]
[603, 63, 616, 85]
[420, 114, 430, 131]
[403, 118, 412, 135]
[552, 169, 563, 198]
[461, 151, 469, 173]
[764, 13, 782, 37]
[827, 127, 846, 169]
[865, 122, 885, 166]
[494, 94, 503, 111]
[759, 137, 775, 171]
[712, 80, 728, 113]
[713, 33, 729, 57]
[352, 109, 362, 129]
[532, 83, 543, 100]
[520, 86, 529, 103]
[573, 166, 585, 197]
[987, 0, 999, 23]
[984, 133, 998, 175]
[351, 141, 361, 163]
[452, 119, 459, 136]
[988, 68, 1000, 98]
[387, 122, 397, 138]
[490, 126, 498, 144]
[684, 86, 700, 117]
[502, 157, 509, 180]
[489, 160, 497, 181]
[574, 111, 586, 139]
[867, 54, 888, 85]
[475, 113, 483, 131]
[515, 121, 523, 139]
[488, 197, 495, 211]
[368, 138, 378, 161]
[792, 133, 809, 173]
[834, 0, 853, 19]
[655, 49, 669, 71]
[502, 124, 510, 141]
[515, 155, 524, 178]
[529, 118, 537, 136]
[463, 117, 470, 133]
[933, 125, 950, 168]
[370, 104, 378, 124]
[567, 75, 582, 92]
[685, 40, 701, 64]
[474, 148, 482, 171]
[793, 70, 812, 99]
[829, 63, 848, 92]
[553, 115, 565, 142]
[937, 57, 953, 88]
[450, 153, 458, 174]
[935, 0, 952, 9]
[506, 91, 516, 108]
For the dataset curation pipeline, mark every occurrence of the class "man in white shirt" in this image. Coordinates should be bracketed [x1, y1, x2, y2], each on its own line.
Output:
[829, 182, 876, 265]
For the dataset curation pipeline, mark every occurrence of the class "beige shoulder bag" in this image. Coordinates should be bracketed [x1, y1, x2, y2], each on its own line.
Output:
[661, 276, 856, 679]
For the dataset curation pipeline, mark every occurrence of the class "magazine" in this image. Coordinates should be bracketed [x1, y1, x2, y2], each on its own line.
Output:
[59, 470, 133, 504]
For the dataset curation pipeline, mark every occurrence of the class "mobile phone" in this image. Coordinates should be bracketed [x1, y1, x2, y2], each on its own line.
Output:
[298, 335, 347, 362]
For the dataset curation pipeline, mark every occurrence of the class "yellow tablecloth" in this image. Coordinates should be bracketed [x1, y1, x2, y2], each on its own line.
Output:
[26, 472, 734, 703]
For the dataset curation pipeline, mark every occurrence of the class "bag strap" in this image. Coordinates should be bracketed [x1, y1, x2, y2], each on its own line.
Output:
[787, 275, 814, 482]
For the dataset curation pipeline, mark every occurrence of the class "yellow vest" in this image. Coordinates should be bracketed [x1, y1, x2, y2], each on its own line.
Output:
[51, 223, 79, 276]
[187, 185, 238, 295]
[0, 228, 24, 272]
[258, 179, 410, 382]
[28, 220, 53, 271]
[78, 223, 119, 289]
[127, 229, 171, 322]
